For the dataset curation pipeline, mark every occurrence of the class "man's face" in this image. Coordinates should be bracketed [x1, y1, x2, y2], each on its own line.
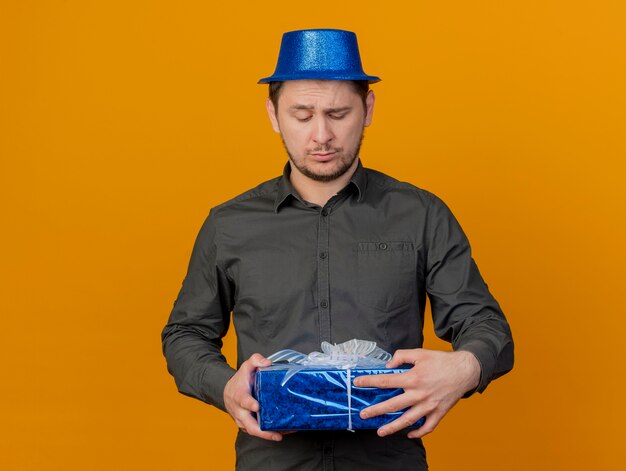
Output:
[266, 80, 375, 183]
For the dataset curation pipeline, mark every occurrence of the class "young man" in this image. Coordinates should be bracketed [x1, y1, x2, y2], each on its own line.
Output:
[162, 29, 514, 470]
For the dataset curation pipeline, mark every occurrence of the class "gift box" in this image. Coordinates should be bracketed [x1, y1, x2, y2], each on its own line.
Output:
[254, 365, 426, 431]
[253, 340, 426, 432]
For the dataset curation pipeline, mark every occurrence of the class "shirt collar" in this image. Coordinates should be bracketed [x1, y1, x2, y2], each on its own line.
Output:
[273, 159, 368, 213]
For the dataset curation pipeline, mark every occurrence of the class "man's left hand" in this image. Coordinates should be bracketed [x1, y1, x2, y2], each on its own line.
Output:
[353, 348, 481, 439]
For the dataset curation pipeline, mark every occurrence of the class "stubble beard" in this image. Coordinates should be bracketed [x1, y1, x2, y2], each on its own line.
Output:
[281, 133, 365, 183]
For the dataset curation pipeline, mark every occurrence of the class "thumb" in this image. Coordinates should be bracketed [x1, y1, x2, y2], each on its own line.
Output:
[247, 353, 272, 370]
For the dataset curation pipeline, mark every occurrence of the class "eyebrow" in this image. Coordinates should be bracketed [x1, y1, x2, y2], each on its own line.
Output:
[288, 105, 352, 114]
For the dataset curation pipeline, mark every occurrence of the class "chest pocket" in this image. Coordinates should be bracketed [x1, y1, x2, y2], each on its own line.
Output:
[356, 241, 417, 312]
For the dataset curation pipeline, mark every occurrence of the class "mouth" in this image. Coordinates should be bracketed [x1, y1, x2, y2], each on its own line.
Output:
[310, 151, 338, 162]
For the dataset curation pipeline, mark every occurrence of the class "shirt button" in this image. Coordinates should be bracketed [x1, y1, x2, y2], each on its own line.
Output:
[319, 251, 327, 259]
[320, 300, 329, 309]
[321, 209, 329, 217]
[378, 242, 388, 250]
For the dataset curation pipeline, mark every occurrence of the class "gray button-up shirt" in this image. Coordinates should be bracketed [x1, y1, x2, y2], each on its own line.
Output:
[161, 161, 514, 470]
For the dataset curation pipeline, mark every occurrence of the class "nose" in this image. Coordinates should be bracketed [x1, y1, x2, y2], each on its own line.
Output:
[312, 117, 334, 145]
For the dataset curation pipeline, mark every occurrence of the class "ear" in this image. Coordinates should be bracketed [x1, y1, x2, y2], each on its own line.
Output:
[364, 90, 375, 127]
[266, 97, 281, 133]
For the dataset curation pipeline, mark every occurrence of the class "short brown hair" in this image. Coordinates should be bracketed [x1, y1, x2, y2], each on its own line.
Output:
[268, 80, 370, 112]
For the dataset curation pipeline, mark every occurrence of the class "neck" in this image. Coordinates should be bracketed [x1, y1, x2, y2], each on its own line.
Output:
[289, 158, 359, 207]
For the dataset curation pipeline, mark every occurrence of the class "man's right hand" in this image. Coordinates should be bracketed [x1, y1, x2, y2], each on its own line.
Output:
[223, 353, 283, 441]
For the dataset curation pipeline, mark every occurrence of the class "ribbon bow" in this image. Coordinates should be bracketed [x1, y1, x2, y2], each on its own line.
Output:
[268, 338, 391, 371]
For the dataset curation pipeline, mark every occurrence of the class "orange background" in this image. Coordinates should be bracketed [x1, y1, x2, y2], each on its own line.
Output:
[1, 1, 625, 469]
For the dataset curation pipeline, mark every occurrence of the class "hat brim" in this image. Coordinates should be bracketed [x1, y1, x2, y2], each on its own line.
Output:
[258, 73, 381, 84]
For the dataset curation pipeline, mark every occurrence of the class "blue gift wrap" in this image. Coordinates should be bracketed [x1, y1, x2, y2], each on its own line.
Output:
[254, 365, 426, 431]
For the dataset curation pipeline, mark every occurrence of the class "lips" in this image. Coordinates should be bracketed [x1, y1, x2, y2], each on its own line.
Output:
[310, 151, 337, 162]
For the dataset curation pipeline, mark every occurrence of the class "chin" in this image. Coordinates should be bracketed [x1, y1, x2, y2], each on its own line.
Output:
[306, 164, 354, 182]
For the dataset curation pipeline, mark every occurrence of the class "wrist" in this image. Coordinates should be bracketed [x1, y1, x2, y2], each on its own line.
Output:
[457, 350, 481, 392]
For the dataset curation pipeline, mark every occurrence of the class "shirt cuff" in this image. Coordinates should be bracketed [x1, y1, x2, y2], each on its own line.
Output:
[201, 362, 237, 413]
[456, 340, 496, 398]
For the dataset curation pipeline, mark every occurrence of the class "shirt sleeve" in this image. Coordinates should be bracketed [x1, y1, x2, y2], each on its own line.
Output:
[161, 208, 236, 412]
[424, 193, 514, 396]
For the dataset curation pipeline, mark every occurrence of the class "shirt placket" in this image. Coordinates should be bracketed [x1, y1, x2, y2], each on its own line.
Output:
[317, 204, 332, 344]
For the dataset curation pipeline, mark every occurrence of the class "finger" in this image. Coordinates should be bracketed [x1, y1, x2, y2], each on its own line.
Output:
[359, 393, 416, 419]
[376, 404, 429, 437]
[386, 349, 424, 369]
[406, 410, 444, 439]
[353, 371, 409, 389]
[238, 410, 283, 442]
[239, 393, 260, 413]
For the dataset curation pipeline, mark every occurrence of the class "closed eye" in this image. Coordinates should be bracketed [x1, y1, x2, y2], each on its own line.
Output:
[293, 112, 313, 122]
[327, 109, 351, 120]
